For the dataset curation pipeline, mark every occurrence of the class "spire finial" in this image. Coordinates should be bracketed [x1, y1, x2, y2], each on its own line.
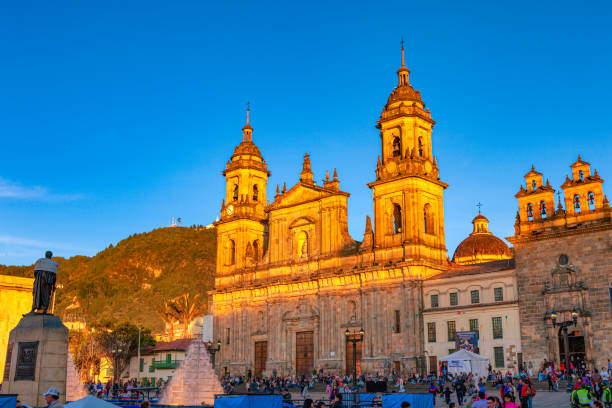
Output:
[401, 38, 405, 67]
[242, 101, 253, 142]
[476, 202, 482, 214]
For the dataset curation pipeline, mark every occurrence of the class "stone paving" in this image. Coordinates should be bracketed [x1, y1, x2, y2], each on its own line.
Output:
[304, 391, 570, 408]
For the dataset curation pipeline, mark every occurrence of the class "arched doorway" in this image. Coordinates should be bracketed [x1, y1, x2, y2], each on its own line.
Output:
[558, 327, 586, 368]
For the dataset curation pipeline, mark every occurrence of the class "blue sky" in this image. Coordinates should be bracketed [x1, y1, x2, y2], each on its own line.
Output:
[1, 1, 611, 265]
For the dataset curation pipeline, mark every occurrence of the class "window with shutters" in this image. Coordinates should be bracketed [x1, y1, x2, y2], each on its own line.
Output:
[470, 290, 480, 304]
[469, 319, 479, 331]
[427, 322, 436, 343]
[494, 287, 504, 302]
[494, 347, 505, 368]
[447, 321, 456, 342]
[492, 317, 503, 339]
[431, 294, 439, 308]
[450, 292, 458, 306]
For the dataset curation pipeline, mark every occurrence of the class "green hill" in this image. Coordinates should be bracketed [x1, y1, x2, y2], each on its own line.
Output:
[0, 226, 216, 331]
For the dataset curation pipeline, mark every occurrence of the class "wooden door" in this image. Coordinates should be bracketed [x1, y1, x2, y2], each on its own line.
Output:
[429, 356, 438, 374]
[295, 331, 314, 377]
[254, 341, 267, 378]
[345, 334, 362, 376]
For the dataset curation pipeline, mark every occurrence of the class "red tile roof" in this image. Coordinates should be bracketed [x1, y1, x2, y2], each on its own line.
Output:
[140, 339, 192, 355]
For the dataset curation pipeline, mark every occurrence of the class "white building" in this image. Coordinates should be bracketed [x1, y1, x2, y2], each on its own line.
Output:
[127, 339, 191, 384]
[422, 213, 522, 374]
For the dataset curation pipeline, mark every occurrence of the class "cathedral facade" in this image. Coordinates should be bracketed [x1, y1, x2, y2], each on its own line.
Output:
[211, 49, 612, 377]
[212, 48, 447, 377]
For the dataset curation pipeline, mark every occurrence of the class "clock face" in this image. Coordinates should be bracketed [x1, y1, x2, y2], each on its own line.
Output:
[226, 205, 234, 215]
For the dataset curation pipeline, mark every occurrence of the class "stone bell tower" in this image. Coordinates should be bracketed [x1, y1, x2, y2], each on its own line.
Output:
[367, 43, 448, 268]
[215, 104, 270, 275]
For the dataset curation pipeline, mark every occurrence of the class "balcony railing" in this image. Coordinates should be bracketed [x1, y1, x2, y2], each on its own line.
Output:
[150, 359, 183, 370]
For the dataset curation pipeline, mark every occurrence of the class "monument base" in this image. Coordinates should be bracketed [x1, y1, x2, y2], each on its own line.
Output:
[1, 312, 68, 407]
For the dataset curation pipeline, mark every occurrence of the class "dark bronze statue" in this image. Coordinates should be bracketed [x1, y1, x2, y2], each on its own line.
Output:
[31, 251, 58, 314]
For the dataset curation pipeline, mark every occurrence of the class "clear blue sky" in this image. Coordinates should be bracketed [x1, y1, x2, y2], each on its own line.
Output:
[1, 1, 611, 265]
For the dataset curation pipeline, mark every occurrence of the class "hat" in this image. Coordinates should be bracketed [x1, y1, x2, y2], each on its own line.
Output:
[43, 387, 60, 397]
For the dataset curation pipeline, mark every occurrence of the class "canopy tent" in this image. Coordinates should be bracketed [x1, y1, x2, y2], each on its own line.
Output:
[439, 349, 490, 377]
[65, 395, 119, 408]
[0, 395, 17, 408]
[215, 395, 282, 408]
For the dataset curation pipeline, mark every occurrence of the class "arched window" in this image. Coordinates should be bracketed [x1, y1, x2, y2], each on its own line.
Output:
[588, 192, 595, 210]
[393, 203, 402, 234]
[540, 200, 547, 219]
[233, 184, 239, 202]
[418, 137, 424, 157]
[253, 240, 259, 261]
[297, 231, 308, 258]
[573, 194, 581, 212]
[423, 203, 433, 234]
[227, 239, 236, 265]
[526, 203, 534, 221]
[392, 137, 401, 157]
[579, 170, 584, 181]
[532, 180, 537, 191]
[252, 185, 259, 202]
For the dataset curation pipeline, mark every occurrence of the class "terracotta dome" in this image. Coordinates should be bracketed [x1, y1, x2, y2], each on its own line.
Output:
[452, 213, 513, 265]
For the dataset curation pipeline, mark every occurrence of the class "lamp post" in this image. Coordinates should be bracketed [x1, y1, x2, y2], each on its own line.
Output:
[345, 328, 364, 387]
[206, 339, 222, 368]
[137, 325, 142, 384]
[551, 308, 579, 378]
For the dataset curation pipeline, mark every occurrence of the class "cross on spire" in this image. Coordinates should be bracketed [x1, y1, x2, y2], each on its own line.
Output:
[477, 202, 483, 214]
[400, 38, 405, 67]
[246, 101, 250, 125]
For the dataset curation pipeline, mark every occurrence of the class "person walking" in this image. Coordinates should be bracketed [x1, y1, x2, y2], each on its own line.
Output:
[602, 382, 612, 408]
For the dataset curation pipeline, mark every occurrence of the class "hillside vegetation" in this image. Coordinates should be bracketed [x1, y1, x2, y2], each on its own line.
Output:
[0, 226, 216, 331]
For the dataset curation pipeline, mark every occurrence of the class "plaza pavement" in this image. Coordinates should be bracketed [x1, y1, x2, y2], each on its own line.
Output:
[302, 391, 570, 408]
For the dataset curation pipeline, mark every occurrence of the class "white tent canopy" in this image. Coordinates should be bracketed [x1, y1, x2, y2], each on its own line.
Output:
[439, 349, 490, 378]
[65, 395, 119, 408]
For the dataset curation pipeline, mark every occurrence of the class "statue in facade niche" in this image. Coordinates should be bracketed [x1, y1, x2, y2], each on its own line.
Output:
[31, 251, 58, 314]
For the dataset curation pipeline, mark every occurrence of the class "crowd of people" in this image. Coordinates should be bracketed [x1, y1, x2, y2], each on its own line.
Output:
[82, 377, 167, 401]
[217, 359, 612, 408]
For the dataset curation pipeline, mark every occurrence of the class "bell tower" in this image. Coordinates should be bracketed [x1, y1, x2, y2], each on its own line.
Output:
[367, 43, 448, 267]
[216, 104, 270, 274]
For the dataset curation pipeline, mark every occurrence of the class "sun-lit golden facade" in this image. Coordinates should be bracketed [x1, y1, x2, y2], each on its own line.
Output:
[212, 47, 448, 377]
[0, 274, 34, 379]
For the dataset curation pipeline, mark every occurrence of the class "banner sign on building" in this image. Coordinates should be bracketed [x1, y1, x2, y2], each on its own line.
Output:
[455, 331, 479, 354]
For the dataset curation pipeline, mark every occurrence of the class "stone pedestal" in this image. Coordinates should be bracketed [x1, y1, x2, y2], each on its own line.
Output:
[1, 312, 68, 407]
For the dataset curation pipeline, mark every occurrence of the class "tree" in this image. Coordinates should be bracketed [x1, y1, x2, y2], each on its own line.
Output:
[69, 330, 101, 382]
[162, 293, 205, 338]
[93, 321, 155, 381]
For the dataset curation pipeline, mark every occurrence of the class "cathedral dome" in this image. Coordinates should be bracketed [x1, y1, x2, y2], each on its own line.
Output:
[386, 79, 423, 106]
[452, 212, 513, 265]
[232, 139, 263, 160]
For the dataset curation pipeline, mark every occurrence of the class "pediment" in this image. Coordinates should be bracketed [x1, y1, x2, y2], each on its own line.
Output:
[268, 182, 328, 209]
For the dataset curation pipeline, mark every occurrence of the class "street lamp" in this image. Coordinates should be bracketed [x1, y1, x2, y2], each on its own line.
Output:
[551, 307, 579, 378]
[345, 328, 364, 387]
[206, 339, 222, 368]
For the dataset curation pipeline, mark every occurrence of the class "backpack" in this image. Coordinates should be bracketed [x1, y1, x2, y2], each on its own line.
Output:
[530, 385, 537, 397]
